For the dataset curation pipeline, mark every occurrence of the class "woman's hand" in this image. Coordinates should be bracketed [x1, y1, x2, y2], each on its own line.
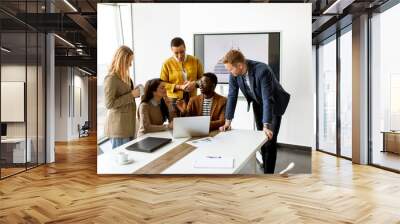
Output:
[175, 82, 188, 92]
[131, 88, 141, 98]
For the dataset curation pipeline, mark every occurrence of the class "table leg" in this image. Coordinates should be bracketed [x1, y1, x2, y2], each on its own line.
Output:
[238, 155, 257, 174]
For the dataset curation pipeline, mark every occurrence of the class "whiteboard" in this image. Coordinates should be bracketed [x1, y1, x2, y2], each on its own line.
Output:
[1, 82, 25, 122]
[203, 34, 269, 83]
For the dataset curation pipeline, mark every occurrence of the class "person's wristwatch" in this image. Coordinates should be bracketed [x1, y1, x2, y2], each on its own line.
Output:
[263, 123, 272, 130]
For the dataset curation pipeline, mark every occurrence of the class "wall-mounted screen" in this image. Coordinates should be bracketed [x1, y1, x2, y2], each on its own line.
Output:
[1, 82, 25, 122]
[194, 32, 281, 83]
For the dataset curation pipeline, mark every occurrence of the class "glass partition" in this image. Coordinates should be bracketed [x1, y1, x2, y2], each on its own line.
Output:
[339, 28, 352, 158]
[0, 1, 46, 179]
[317, 36, 337, 155]
[1, 30, 28, 177]
[370, 3, 400, 171]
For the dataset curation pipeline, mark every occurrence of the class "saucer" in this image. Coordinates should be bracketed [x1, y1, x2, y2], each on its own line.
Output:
[116, 158, 134, 165]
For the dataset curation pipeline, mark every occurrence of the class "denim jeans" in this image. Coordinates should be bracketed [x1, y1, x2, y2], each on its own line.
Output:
[111, 137, 133, 149]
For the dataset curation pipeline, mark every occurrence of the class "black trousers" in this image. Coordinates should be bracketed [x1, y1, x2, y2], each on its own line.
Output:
[252, 102, 282, 174]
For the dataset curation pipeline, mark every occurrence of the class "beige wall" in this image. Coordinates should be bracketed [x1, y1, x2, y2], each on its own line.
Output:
[54, 67, 90, 141]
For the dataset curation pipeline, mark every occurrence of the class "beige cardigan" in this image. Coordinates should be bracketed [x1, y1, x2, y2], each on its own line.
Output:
[104, 74, 136, 138]
[137, 102, 168, 137]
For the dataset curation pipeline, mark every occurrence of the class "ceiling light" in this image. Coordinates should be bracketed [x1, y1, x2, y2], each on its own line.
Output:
[322, 0, 354, 15]
[54, 34, 75, 48]
[63, 0, 78, 12]
[1, 47, 11, 53]
[78, 67, 93, 76]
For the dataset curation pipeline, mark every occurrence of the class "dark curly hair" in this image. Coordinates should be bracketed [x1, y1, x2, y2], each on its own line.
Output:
[202, 72, 218, 86]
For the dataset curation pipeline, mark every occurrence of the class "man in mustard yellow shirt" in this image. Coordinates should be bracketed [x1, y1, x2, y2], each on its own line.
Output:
[160, 37, 204, 106]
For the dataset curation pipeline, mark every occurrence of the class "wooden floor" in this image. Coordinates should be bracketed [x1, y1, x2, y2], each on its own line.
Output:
[1, 163, 45, 178]
[373, 151, 400, 171]
[1, 167, 26, 178]
[1, 134, 400, 223]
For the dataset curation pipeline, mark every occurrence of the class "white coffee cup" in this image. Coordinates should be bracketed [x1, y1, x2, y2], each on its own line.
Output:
[116, 152, 129, 164]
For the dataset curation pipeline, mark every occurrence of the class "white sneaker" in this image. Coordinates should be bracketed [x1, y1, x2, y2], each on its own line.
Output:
[279, 162, 295, 177]
[256, 151, 263, 168]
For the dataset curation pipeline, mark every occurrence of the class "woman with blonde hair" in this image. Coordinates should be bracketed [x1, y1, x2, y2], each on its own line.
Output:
[104, 45, 141, 148]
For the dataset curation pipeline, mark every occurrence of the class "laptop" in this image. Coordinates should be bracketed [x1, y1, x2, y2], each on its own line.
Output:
[125, 137, 172, 153]
[173, 116, 210, 138]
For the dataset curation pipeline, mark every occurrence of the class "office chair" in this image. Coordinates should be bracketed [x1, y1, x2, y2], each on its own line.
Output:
[79, 121, 90, 138]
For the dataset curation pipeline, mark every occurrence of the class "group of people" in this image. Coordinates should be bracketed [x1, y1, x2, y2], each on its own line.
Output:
[104, 37, 290, 173]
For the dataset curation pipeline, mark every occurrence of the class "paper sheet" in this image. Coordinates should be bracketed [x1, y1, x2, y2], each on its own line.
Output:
[186, 137, 214, 147]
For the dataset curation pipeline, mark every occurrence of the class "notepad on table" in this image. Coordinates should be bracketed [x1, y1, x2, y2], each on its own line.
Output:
[194, 156, 234, 169]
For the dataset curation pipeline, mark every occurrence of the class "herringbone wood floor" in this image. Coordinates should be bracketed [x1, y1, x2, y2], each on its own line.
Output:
[1, 134, 400, 224]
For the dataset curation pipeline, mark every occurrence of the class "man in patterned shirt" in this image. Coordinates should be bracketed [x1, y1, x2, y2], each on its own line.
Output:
[176, 73, 227, 131]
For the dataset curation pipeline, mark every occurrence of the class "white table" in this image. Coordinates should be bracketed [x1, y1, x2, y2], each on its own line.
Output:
[163, 130, 267, 174]
[97, 129, 267, 174]
[1, 138, 32, 163]
[97, 131, 190, 174]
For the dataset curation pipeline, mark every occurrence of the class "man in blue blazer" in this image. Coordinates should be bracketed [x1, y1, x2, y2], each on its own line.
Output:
[219, 50, 290, 173]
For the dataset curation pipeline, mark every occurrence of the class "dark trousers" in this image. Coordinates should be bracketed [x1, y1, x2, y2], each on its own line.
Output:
[252, 102, 282, 174]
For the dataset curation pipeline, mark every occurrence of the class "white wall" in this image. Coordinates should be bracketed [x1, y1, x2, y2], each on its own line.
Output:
[55, 67, 68, 141]
[132, 3, 181, 86]
[55, 67, 89, 141]
[131, 3, 313, 147]
[73, 73, 89, 138]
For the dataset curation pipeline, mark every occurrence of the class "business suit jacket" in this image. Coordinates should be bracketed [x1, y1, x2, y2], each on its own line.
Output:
[183, 93, 227, 131]
[225, 60, 290, 124]
[104, 74, 137, 138]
